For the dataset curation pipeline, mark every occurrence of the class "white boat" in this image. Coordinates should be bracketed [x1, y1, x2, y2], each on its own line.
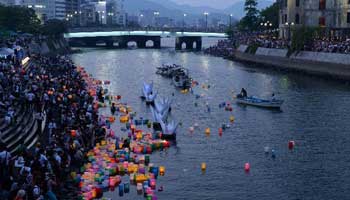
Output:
[154, 97, 172, 115]
[159, 119, 178, 139]
[236, 96, 284, 109]
[141, 82, 157, 103]
[150, 106, 169, 123]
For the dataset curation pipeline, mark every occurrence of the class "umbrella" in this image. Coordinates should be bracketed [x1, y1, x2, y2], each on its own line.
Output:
[0, 48, 14, 57]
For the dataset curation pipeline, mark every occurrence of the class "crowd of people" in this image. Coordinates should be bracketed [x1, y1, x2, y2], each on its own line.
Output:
[0, 36, 107, 200]
[206, 31, 350, 55]
[306, 38, 350, 54]
[234, 32, 290, 49]
[204, 40, 234, 57]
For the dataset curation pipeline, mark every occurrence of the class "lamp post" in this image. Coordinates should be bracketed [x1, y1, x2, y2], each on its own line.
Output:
[204, 12, 209, 32]
[285, 22, 294, 40]
[229, 14, 233, 28]
[153, 11, 160, 28]
[183, 13, 187, 32]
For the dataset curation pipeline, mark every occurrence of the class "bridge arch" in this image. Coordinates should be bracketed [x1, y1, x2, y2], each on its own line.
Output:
[127, 41, 137, 48]
[181, 42, 187, 50]
[146, 40, 155, 48]
[95, 40, 106, 47]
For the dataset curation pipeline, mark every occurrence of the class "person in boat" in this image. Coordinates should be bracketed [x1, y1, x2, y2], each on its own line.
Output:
[237, 88, 247, 98]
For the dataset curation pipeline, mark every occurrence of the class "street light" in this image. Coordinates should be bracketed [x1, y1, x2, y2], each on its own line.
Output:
[183, 13, 187, 31]
[153, 11, 160, 28]
[285, 22, 295, 40]
[204, 12, 209, 32]
[229, 14, 233, 27]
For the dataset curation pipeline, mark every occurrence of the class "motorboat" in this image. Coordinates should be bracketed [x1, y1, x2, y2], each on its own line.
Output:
[141, 82, 157, 104]
[236, 96, 284, 109]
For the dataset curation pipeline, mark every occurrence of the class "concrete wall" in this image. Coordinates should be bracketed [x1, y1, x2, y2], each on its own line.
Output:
[237, 45, 248, 53]
[255, 47, 288, 57]
[233, 46, 350, 80]
[290, 51, 350, 65]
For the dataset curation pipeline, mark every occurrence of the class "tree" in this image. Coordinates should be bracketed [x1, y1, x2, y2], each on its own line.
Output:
[41, 19, 68, 37]
[238, 0, 259, 31]
[259, 2, 279, 29]
[0, 5, 41, 33]
[291, 26, 316, 52]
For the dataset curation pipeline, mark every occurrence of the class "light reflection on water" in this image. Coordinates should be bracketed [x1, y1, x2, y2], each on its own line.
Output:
[72, 43, 350, 200]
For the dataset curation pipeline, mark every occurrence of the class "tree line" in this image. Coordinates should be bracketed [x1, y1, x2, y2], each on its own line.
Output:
[0, 5, 68, 37]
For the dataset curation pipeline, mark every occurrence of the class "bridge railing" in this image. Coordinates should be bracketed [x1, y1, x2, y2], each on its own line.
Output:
[68, 26, 226, 33]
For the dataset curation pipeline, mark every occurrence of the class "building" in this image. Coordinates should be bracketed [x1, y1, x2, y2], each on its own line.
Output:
[106, 0, 126, 26]
[80, 0, 125, 26]
[155, 17, 174, 28]
[139, 9, 158, 27]
[1, 0, 81, 23]
[279, 0, 350, 38]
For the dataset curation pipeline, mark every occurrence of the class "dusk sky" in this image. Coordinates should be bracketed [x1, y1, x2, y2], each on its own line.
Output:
[170, 0, 240, 9]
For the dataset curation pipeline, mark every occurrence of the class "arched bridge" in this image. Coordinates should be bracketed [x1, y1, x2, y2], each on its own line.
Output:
[64, 31, 227, 50]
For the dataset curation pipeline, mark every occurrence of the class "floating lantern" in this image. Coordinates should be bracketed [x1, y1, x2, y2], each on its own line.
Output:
[271, 149, 276, 158]
[244, 163, 250, 172]
[150, 179, 156, 189]
[288, 140, 295, 149]
[120, 115, 129, 123]
[159, 166, 165, 176]
[230, 116, 235, 123]
[201, 162, 206, 171]
[205, 128, 210, 135]
[109, 116, 115, 123]
[137, 183, 143, 195]
[264, 146, 270, 154]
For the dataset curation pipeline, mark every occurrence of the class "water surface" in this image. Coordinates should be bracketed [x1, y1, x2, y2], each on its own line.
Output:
[72, 46, 350, 200]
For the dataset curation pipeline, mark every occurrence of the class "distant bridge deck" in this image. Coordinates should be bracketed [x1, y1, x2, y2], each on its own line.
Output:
[64, 31, 227, 39]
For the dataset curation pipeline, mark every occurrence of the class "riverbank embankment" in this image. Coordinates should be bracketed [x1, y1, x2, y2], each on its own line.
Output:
[232, 45, 350, 80]
[205, 42, 350, 81]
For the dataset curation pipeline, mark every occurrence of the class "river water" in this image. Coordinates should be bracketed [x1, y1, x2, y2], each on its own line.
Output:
[71, 39, 350, 200]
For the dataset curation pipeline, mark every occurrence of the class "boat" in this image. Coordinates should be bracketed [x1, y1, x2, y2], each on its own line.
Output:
[156, 64, 182, 77]
[141, 82, 157, 104]
[150, 103, 177, 140]
[150, 106, 169, 124]
[236, 96, 284, 109]
[172, 68, 192, 89]
[154, 97, 172, 114]
[152, 120, 178, 140]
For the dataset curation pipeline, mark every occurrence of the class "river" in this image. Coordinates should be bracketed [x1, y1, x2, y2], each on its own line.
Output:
[71, 39, 350, 200]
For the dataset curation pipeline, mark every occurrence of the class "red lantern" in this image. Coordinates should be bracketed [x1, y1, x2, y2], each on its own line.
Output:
[71, 130, 76, 137]
[288, 141, 295, 149]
